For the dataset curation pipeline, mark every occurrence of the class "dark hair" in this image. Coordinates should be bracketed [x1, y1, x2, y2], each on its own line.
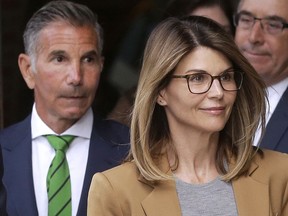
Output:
[164, 0, 236, 34]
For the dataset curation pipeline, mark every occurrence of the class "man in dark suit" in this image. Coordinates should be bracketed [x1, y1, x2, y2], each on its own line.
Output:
[0, 1, 129, 215]
[234, 0, 288, 152]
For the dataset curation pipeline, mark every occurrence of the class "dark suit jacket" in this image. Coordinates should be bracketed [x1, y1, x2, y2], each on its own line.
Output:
[0, 147, 6, 215]
[88, 150, 288, 216]
[0, 114, 130, 216]
[261, 86, 288, 153]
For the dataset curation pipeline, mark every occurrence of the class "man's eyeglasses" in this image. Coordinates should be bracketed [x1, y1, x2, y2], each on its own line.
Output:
[234, 12, 288, 35]
[171, 68, 243, 94]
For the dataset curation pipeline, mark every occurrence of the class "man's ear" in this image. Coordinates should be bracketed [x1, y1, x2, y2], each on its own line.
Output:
[18, 53, 35, 89]
[100, 56, 104, 72]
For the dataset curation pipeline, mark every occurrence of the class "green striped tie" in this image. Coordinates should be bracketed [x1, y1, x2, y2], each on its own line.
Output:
[45, 135, 75, 216]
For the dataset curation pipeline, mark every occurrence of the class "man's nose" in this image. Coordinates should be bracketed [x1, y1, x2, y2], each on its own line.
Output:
[67, 62, 82, 86]
[248, 20, 265, 44]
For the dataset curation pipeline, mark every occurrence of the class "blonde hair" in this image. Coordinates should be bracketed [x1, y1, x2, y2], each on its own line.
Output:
[128, 16, 266, 182]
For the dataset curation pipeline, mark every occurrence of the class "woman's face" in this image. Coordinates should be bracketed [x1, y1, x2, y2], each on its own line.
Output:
[158, 47, 237, 135]
[190, 5, 232, 34]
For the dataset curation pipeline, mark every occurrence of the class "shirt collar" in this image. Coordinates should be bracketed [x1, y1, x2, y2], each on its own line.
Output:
[267, 77, 288, 99]
[31, 104, 93, 139]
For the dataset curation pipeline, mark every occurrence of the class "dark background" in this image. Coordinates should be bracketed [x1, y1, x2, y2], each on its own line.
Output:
[0, 0, 238, 128]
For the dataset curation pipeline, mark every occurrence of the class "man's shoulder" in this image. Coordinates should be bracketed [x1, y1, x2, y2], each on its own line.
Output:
[0, 115, 31, 139]
[92, 117, 130, 142]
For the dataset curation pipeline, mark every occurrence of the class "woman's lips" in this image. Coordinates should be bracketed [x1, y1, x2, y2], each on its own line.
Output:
[200, 107, 225, 115]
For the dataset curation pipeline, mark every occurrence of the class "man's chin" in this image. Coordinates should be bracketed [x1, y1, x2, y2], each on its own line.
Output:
[62, 108, 88, 120]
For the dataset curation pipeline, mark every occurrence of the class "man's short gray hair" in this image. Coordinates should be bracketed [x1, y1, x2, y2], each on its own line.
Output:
[23, 0, 104, 66]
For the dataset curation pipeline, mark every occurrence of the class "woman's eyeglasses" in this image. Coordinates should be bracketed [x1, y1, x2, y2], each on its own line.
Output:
[171, 68, 243, 94]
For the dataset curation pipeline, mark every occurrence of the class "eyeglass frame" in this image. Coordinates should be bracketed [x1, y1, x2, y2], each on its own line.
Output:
[233, 11, 288, 35]
[170, 68, 244, 94]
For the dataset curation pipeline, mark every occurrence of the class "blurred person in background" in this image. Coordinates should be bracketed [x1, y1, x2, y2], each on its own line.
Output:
[234, 0, 288, 152]
[164, 0, 236, 34]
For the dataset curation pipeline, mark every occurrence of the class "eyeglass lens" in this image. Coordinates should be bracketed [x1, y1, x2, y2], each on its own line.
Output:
[188, 71, 242, 94]
[236, 12, 287, 35]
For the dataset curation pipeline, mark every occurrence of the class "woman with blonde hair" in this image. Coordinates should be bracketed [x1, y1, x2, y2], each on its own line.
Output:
[88, 16, 288, 216]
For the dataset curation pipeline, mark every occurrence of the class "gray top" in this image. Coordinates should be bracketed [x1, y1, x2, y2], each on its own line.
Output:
[175, 177, 238, 216]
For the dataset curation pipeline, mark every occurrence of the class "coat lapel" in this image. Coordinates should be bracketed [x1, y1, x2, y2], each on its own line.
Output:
[232, 160, 271, 216]
[1, 115, 38, 215]
[139, 155, 182, 216]
[141, 179, 181, 216]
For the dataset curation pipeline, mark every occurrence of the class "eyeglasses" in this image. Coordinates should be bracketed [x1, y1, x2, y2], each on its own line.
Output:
[171, 69, 243, 94]
[234, 12, 288, 35]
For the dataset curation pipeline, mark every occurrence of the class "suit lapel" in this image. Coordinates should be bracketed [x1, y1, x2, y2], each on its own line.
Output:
[2, 116, 38, 215]
[261, 87, 288, 150]
[77, 117, 130, 216]
[232, 161, 271, 216]
[77, 126, 109, 216]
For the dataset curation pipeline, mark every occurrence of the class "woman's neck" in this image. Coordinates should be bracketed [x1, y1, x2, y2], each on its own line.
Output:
[167, 131, 220, 184]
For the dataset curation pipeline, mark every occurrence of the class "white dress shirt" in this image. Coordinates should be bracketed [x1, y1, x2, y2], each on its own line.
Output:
[31, 105, 93, 216]
[254, 77, 288, 146]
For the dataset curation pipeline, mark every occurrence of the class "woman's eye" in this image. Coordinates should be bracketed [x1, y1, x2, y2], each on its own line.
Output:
[190, 74, 206, 83]
[221, 73, 233, 81]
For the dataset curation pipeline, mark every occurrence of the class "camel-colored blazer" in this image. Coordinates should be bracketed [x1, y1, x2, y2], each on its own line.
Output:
[88, 149, 288, 216]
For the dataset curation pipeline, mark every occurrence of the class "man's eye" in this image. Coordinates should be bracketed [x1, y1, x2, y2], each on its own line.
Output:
[83, 57, 95, 63]
[55, 56, 64, 62]
[239, 15, 253, 23]
[267, 21, 282, 29]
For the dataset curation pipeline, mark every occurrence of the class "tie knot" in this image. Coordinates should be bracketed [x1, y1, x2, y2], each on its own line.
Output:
[45, 135, 75, 151]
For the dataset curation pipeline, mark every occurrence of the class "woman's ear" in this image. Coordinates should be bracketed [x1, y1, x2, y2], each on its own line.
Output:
[18, 53, 35, 89]
[157, 90, 167, 106]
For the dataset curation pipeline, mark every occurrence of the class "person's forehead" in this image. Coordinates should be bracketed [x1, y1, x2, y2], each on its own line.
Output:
[239, 0, 288, 20]
[191, 5, 230, 27]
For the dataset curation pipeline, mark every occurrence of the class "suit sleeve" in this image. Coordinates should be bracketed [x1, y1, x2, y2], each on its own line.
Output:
[88, 173, 123, 216]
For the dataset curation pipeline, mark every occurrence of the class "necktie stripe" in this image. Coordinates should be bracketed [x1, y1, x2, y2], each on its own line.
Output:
[45, 135, 75, 216]
[58, 136, 70, 145]
[49, 157, 66, 178]
[49, 175, 70, 202]
[55, 198, 72, 216]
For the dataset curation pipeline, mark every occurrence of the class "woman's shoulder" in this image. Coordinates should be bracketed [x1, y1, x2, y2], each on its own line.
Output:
[91, 162, 153, 203]
[93, 162, 144, 189]
[102, 162, 140, 179]
[252, 149, 288, 179]
[255, 149, 288, 166]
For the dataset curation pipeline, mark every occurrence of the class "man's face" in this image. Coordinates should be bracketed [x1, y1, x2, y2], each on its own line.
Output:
[26, 22, 103, 128]
[234, 0, 288, 86]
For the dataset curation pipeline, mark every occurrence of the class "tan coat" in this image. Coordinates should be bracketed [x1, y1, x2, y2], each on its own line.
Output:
[88, 150, 288, 216]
